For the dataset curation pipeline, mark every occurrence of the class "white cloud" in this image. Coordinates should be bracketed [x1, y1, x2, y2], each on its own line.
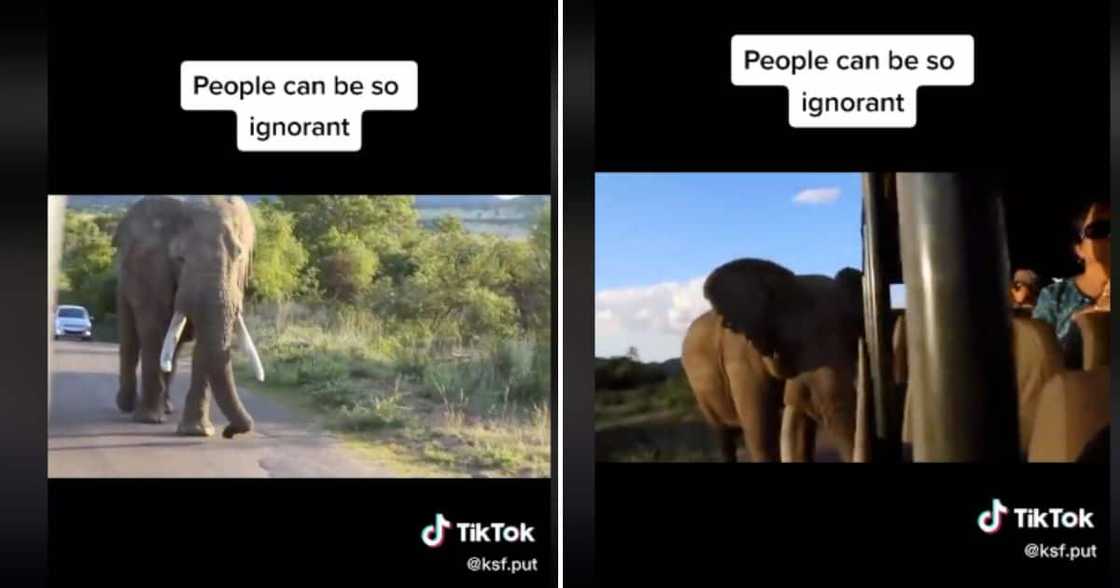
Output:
[493, 195, 522, 200]
[792, 187, 841, 205]
[595, 276, 710, 361]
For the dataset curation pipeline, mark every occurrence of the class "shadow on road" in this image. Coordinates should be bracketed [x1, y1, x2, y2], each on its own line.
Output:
[52, 441, 208, 451]
[54, 344, 120, 356]
[51, 431, 179, 439]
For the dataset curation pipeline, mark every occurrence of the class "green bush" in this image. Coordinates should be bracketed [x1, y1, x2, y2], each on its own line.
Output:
[307, 379, 365, 410]
[650, 373, 696, 412]
[296, 356, 349, 385]
[418, 337, 550, 411]
[594, 357, 667, 391]
[334, 392, 410, 431]
[492, 338, 550, 404]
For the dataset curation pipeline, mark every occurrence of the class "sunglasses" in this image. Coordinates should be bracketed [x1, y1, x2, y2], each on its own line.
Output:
[1081, 219, 1110, 240]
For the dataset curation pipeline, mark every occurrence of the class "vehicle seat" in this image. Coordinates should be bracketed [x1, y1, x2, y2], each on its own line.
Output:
[1027, 366, 1110, 462]
[901, 315, 1065, 455]
[1073, 311, 1109, 370]
[1009, 317, 1066, 454]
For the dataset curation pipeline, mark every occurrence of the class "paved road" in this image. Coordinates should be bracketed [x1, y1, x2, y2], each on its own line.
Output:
[49, 340, 394, 478]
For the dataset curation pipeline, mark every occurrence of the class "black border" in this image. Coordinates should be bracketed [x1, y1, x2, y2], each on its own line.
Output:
[562, 0, 596, 584]
[0, 3, 49, 586]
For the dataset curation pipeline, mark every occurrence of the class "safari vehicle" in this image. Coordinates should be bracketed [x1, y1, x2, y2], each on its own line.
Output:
[856, 173, 1109, 463]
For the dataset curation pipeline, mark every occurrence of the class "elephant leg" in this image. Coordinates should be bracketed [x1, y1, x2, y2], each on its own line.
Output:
[692, 386, 739, 462]
[725, 360, 781, 462]
[713, 427, 739, 463]
[115, 300, 139, 413]
[134, 336, 167, 424]
[177, 345, 214, 437]
[780, 406, 817, 462]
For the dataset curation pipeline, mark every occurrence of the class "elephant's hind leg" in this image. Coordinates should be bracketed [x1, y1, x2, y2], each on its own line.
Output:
[116, 300, 139, 413]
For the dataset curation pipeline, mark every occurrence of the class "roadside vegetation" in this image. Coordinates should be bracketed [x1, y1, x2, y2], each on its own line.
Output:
[594, 354, 721, 462]
[57, 196, 552, 477]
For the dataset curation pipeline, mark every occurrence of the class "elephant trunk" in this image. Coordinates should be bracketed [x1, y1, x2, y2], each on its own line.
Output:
[195, 295, 254, 438]
[208, 357, 254, 438]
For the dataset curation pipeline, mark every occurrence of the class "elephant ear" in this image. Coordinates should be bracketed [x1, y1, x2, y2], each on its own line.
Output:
[703, 258, 800, 356]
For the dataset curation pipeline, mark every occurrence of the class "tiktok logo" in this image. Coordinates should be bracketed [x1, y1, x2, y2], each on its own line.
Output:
[422, 513, 453, 548]
[978, 498, 1009, 534]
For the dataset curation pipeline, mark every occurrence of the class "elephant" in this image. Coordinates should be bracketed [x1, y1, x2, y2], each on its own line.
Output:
[113, 196, 265, 438]
[681, 259, 864, 462]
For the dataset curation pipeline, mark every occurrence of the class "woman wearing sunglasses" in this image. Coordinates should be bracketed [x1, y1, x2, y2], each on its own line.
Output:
[1032, 200, 1110, 367]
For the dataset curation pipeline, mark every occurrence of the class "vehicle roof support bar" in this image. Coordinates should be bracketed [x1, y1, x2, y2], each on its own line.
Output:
[861, 173, 901, 462]
[896, 173, 1020, 462]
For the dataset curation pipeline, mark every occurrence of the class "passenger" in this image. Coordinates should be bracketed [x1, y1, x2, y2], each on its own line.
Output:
[1032, 201, 1111, 367]
[1009, 269, 1041, 315]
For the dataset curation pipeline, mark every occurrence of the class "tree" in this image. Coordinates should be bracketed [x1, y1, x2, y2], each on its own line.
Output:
[626, 346, 641, 362]
[276, 195, 420, 257]
[60, 212, 116, 314]
[274, 196, 420, 302]
[501, 206, 551, 332]
[248, 205, 310, 303]
[318, 228, 378, 302]
[402, 219, 518, 344]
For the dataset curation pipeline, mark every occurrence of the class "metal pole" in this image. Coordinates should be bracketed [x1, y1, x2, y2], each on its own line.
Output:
[861, 173, 901, 462]
[896, 173, 1019, 462]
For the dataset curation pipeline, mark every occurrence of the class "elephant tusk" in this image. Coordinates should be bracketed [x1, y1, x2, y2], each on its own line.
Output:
[160, 312, 188, 373]
[237, 313, 265, 382]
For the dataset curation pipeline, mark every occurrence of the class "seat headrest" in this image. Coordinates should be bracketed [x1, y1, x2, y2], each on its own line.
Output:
[1028, 366, 1110, 462]
[1010, 316, 1066, 454]
[1010, 317, 1066, 369]
[1073, 311, 1109, 369]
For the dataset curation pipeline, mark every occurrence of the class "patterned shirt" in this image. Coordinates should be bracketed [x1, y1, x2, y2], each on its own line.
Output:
[1032, 277, 1094, 366]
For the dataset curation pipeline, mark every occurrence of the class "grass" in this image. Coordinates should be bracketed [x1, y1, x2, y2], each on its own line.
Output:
[592, 371, 733, 462]
[232, 303, 551, 477]
[594, 373, 697, 430]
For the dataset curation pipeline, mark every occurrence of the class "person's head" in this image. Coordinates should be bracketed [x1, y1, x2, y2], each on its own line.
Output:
[1073, 201, 1110, 274]
[1010, 269, 1040, 307]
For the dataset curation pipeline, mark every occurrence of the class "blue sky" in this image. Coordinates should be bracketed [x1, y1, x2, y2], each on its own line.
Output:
[596, 173, 864, 288]
[594, 172, 870, 361]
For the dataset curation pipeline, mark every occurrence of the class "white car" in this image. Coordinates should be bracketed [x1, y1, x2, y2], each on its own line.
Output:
[54, 305, 94, 341]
